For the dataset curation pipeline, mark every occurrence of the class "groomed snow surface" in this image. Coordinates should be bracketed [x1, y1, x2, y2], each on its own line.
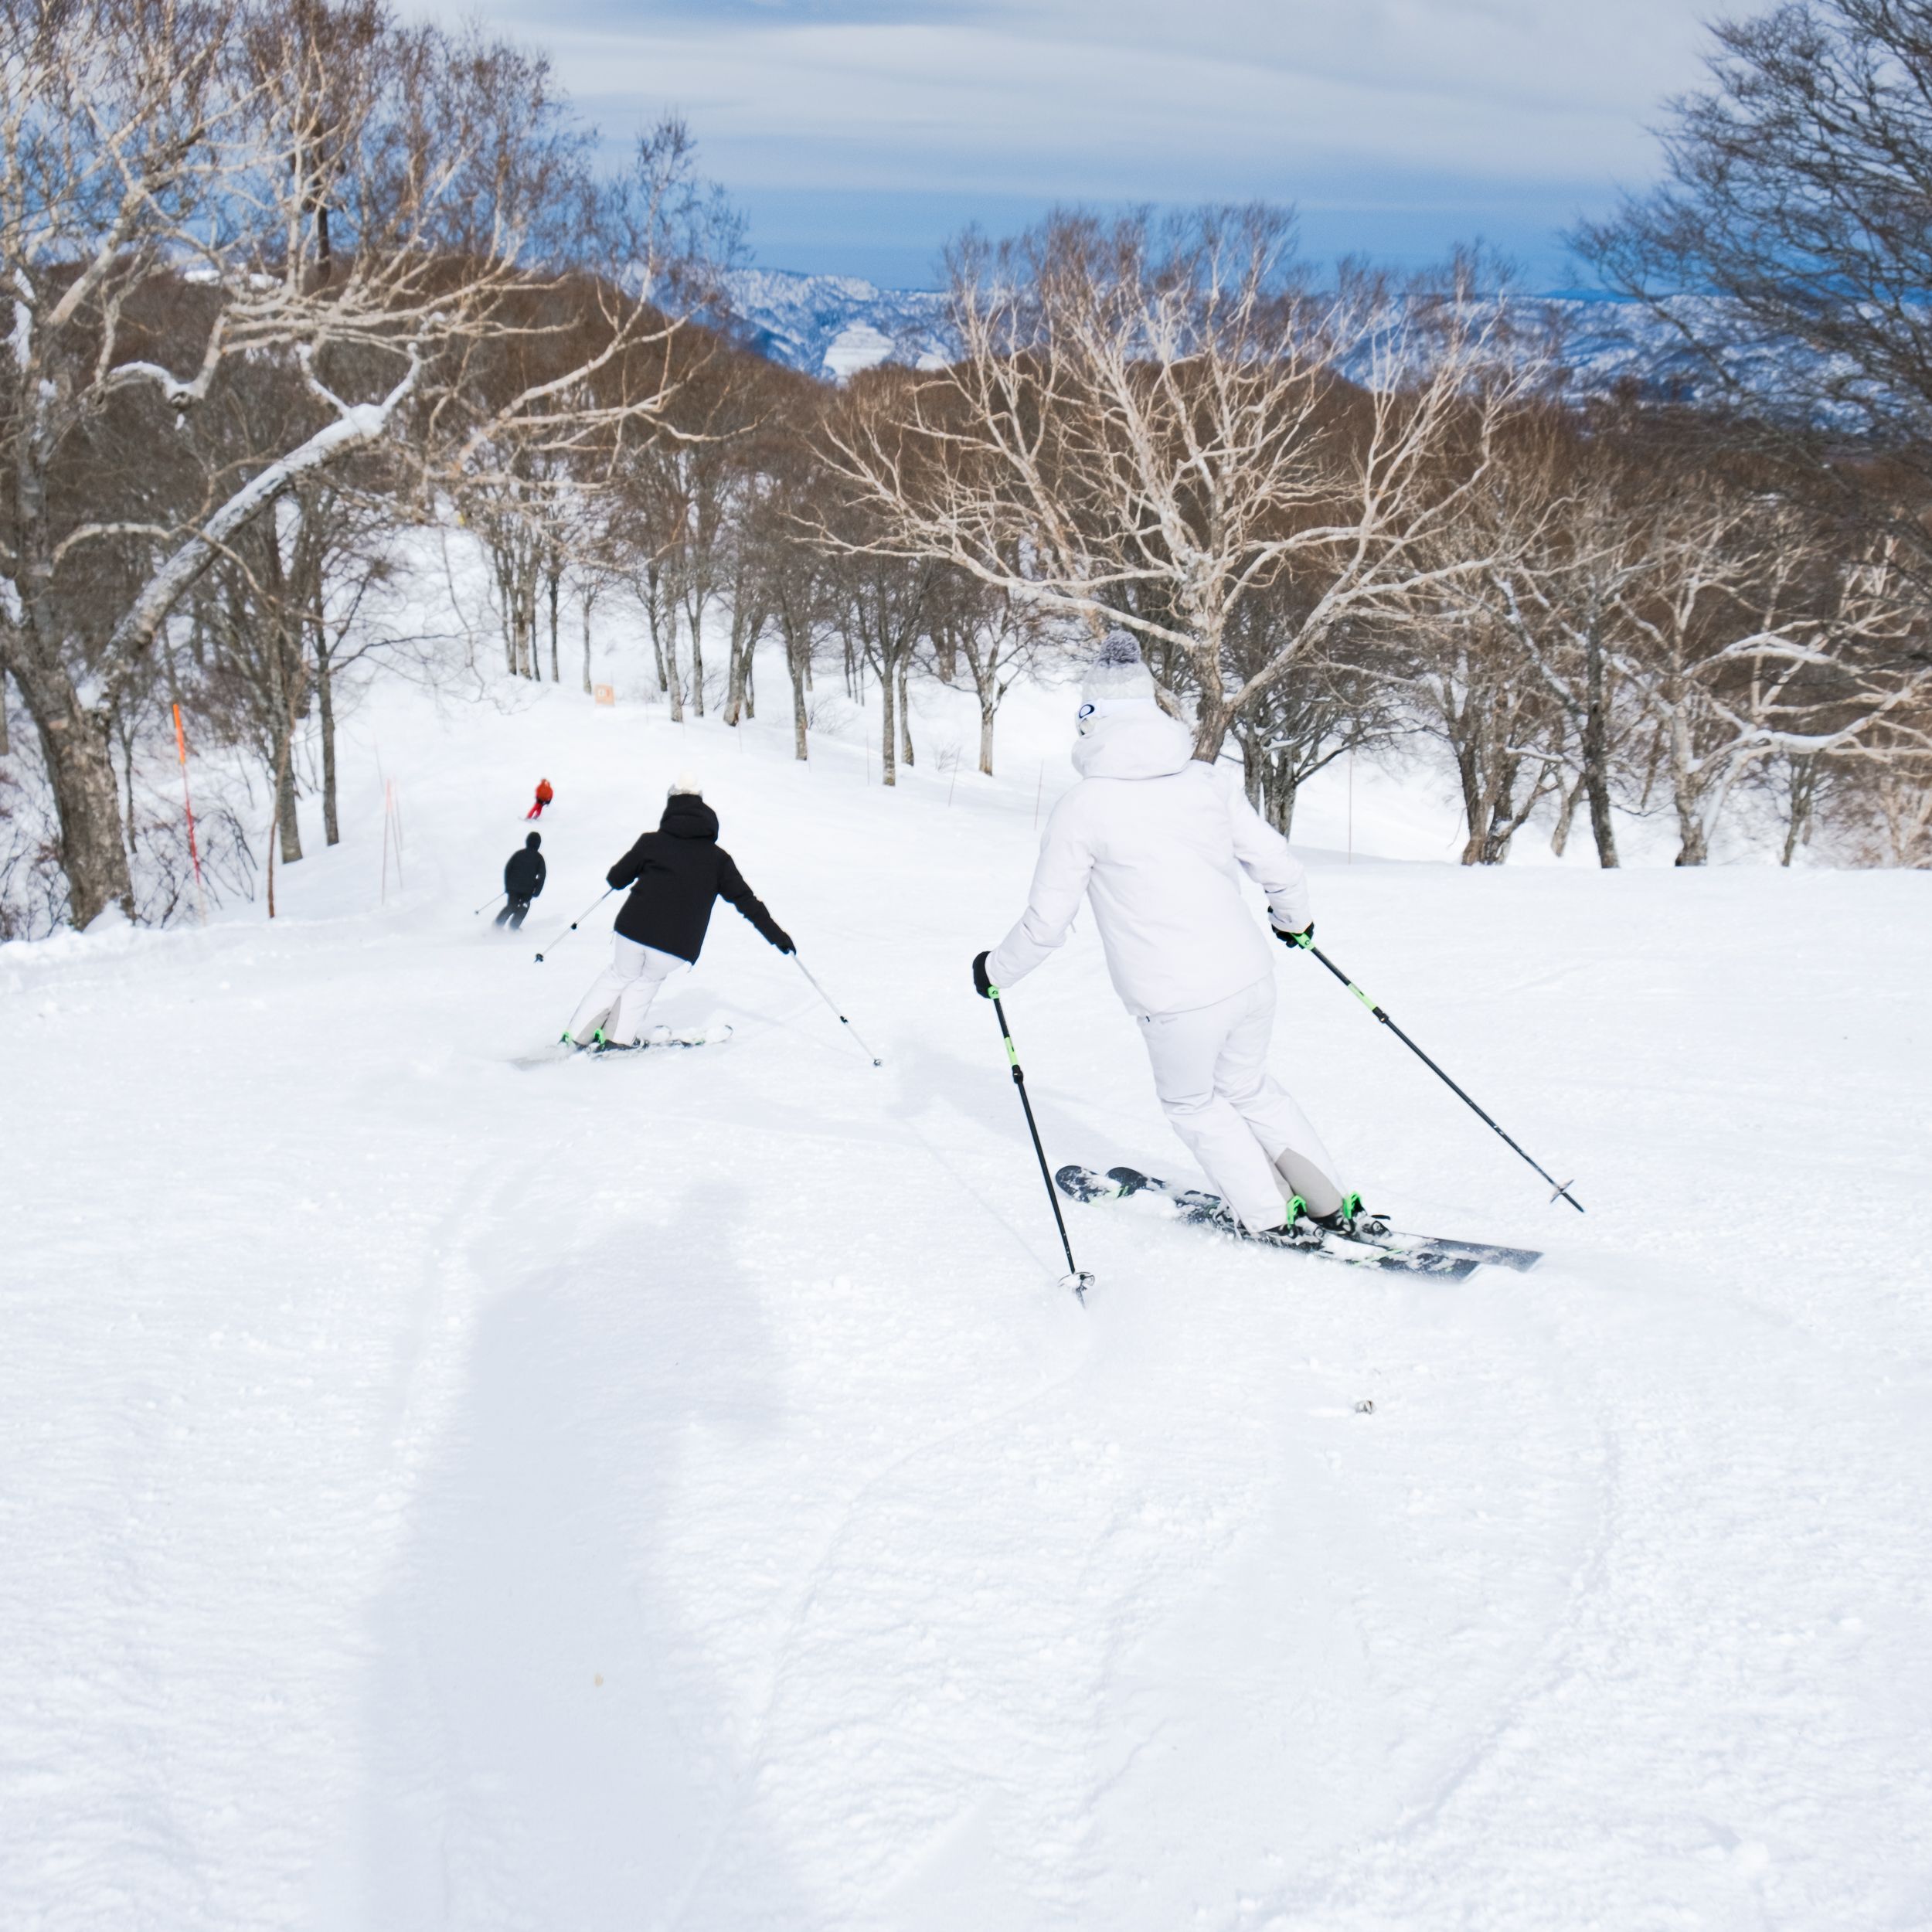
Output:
[5, 673, 1930, 1931]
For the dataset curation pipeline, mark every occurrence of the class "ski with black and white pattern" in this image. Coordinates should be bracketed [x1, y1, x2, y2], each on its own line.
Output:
[1056, 1165, 1523, 1280]
[1100, 1168, 1543, 1274]
[512, 1024, 734, 1070]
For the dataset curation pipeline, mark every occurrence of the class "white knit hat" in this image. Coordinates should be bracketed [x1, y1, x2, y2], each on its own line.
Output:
[1080, 630, 1156, 704]
[668, 771, 703, 798]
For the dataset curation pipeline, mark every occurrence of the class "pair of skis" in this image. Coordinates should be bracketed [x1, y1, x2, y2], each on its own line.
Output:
[512, 1023, 733, 1070]
[1055, 1165, 1542, 1281]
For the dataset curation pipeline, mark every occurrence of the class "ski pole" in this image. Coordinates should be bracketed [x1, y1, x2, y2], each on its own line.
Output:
[534, 887, 614, 964]
[982, 981, 1095, 1298]
[793, 955, 883, 1066]
[1288, 936, 1584, 1213]
[473, 892, 505, 917]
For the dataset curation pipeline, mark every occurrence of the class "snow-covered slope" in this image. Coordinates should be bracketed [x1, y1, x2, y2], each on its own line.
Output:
[5, 664, 1930, 1930]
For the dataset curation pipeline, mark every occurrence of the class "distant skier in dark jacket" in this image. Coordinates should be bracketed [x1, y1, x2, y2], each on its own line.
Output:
[567, 775, 794, 1046]
[496, 832, 546, 930]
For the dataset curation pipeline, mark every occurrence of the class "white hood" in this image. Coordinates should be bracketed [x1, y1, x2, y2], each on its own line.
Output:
[1071, 705, 1194, 781]
[988, 709, 1313, 1017]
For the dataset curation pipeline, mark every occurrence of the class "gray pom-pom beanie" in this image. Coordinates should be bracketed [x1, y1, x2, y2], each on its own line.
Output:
[1080, 629, 1156, 704]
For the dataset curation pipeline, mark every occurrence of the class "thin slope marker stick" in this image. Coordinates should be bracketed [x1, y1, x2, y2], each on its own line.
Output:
[534, 887, 614, 963]
[1291, 937, 1584, 1213]
[171, 704, 207, 924]
[793, 956, 883, 1066]
[985, 985, 1094, 1298]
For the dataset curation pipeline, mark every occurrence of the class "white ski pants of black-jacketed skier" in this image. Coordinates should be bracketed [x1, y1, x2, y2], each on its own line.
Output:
[1138, 974, 1345, 1230]
[569, 935, 685, 1045]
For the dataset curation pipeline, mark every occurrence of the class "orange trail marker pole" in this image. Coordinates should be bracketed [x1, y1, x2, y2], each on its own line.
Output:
[172, 703, 207, 923]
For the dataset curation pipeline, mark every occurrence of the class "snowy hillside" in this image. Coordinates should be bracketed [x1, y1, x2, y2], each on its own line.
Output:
[5, 662, 1931, 1930]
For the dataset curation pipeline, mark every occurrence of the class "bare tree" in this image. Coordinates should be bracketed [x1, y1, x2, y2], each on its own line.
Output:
[1220, 601, 1406, 839]
[929, 569, 1048, 777]
[1456, 409, 1665, 866]
[1616, 495, 1928, 863]
[1403, 603, 1567, 864]
[0, 0, 716, 926]
[819, 210, 1534, 761]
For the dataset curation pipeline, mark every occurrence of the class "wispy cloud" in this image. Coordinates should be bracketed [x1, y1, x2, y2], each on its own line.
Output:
[406, 0, 1731, 281]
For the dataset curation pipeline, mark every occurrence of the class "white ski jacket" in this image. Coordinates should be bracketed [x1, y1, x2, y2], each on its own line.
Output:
[987, 706, 1313, 1017]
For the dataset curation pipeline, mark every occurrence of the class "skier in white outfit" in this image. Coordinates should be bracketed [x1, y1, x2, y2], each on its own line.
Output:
[974, 631, 1359, 1238]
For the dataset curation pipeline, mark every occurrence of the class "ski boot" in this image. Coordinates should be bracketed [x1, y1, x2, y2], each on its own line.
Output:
[1311, 1191, 1389, 1240]
[1253, 1196, 1328, 1248]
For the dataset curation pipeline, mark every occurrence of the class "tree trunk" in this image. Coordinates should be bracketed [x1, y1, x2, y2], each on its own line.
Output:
[896, 650, 914, 770]
[262, 617, 304, 865]
[580, 588, 594, 696]
[1781, 758, 1818, 867]
[665, 614, 685, 723]
[27, 699, 131, 925]
[879, 651, 897, 786]
[726, 640, 749, 726]
[6, 478, 140, 922]
[1580, 636, 1620, 868]
[1456, 743, 1487, 866]
[978, 695, 996, 776]
[317, 635, 339, 846]
[688, 600, 705, 718]
[1550, 776, 1581, 857]
[274, 725, 301, 862]
[1189, 679, 1239, 763]
[645, 564, 669, 692]
[788, 634, 809, 761]
[1668, 702, 1707, 866]
[547, 558, 560, 682]
[116, 718, 138, 852]
[1185, 626, 1236, 760]
[1271, 764, 1299, 839]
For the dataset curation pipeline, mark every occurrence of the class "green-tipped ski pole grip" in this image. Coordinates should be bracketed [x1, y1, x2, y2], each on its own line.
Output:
[1296, 939, 1585, 1214]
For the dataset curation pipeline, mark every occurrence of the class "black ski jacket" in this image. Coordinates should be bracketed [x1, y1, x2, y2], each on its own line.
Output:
[607, 796, 791, 962]
[504, 838, 546, 900]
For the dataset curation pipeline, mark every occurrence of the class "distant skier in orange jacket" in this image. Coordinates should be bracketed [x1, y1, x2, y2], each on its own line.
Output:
[526, 778, 554, 821]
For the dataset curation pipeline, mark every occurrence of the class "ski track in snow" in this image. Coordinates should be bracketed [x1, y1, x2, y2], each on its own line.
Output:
[4, 679, 1930, 1931]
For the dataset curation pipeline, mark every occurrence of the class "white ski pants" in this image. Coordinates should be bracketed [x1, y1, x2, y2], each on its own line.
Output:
[1138, 975, 1344, 1231]
[569, 935, 685, 1045]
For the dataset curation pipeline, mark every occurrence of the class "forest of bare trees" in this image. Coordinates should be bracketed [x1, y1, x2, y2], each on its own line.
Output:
[3, 0, 1930, 937]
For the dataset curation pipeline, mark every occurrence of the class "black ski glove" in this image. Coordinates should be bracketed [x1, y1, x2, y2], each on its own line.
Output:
[1275, 920, 1314, 951]
[972, 950, 996, 998]
[770, 927, 796, 955]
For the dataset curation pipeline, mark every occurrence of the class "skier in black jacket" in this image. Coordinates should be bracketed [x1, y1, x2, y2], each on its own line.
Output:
[566, 776, 794, 1046]
[496, 832, 546, 930]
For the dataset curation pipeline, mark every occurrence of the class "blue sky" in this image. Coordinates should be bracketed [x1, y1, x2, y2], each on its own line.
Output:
[416, 0, 1734, 289]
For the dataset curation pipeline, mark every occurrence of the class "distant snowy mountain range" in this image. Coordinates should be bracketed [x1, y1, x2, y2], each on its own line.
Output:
[722, 269, 951, 382]
[723, 267, 1800, 404]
